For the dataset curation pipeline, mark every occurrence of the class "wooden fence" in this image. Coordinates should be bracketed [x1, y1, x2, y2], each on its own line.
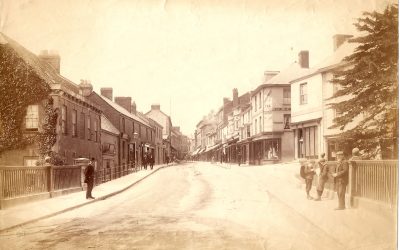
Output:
[0, 163, 146, 209]
[325, 160, 398, 206]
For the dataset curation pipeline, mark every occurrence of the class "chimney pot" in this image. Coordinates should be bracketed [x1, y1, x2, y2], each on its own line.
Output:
[131, 101, 137, 115]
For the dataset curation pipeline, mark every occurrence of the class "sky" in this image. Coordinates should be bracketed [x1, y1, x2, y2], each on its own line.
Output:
[0, 0, 395, 136]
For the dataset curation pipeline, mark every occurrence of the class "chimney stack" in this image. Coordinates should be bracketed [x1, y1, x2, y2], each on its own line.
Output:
[79, 79, 93, 97]
[39, 50, 61, 74]
[115, 97, 132, 113]
[298, 50, 309, 68]
[100, 88, 113, 101]
[233, 88, 239, 107]
[151, 104, 160, 110]
[131, 101, 137, 115]
[333, 34, 353, 51]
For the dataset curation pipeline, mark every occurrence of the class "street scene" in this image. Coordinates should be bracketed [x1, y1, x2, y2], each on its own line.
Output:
[0, 163, 396, 250]
[0, 0, 398, 249]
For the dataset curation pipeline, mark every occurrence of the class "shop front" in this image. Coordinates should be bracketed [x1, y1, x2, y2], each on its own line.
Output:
[249, 134, 282, 165]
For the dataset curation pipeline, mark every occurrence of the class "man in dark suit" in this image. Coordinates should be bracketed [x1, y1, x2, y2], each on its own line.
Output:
[332, 151, 348, 210]
[85, 159, 95, 199]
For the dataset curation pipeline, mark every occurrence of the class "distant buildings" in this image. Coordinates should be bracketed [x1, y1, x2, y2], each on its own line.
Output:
[192, 34, 359, 163]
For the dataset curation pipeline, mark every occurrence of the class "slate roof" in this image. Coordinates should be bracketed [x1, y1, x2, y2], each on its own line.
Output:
[290, 41, 359, 83]
[252, 63, 309, 95]
[0, 32, 80, 95]
[101, 114, 120, 135]
[98, 94, 151, 127]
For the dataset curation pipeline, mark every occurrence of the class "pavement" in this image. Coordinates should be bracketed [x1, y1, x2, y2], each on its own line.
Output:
[214, 161, 398, 250]
[0, 163, 175, 233]
[0, 161, 397, 249]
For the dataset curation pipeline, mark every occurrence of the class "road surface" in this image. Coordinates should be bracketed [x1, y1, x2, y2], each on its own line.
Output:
[0, 162, 383, 249]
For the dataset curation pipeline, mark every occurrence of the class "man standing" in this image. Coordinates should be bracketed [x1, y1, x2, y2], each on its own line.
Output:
[237, 149, 242, 166]
[84, 159, 95, 199]
[304, 159, 316, 200]
[332, 151, 349, 210]
[315, 153, 328, 201]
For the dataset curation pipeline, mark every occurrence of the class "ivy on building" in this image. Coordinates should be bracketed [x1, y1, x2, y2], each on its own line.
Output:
[328, 4, 398, 159]
[0, 45, 50, 154]
[37, 97, 58, 162]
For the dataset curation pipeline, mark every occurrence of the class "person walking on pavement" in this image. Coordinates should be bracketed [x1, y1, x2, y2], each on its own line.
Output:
[84, 159, 95, 199]
[237, 149, 242, 166]
[332, 151, 349, 210]
[315, 153, 329, 201]
[149, 154, 154, 170]
[304, 159, 316, 200]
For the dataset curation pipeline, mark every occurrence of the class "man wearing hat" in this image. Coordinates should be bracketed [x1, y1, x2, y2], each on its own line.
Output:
[332, 151, 349, 210]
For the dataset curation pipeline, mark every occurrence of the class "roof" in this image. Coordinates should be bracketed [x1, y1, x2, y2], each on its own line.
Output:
[252, 63, 309, 95]
[0, 32, 101, 112]
[101, 114, 120, 135]
[290, 41, 359, 83]
[0, 32, 80, 95]
[97, 93, 150, 127]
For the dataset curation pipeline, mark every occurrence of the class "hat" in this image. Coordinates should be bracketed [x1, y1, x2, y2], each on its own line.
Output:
[336, 151, 344, 155]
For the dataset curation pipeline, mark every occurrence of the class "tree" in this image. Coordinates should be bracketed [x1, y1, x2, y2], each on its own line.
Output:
[328, 4, 398, 159]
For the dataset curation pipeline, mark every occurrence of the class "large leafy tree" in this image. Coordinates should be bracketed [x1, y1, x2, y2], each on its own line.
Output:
[328, 4, 398, 159]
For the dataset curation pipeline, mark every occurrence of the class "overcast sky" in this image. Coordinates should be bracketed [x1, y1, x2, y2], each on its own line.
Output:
[1, 0, 394, 136]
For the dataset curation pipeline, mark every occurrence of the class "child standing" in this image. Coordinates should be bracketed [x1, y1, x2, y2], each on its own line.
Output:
[304, 159, 316, 200]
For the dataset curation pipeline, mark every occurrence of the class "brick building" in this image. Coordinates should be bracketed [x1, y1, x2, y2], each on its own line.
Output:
[0, 33, 101, 167]
[88, 88, 154, 171]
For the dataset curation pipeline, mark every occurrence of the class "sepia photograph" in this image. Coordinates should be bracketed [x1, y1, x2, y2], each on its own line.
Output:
[0, 0, 398, 249]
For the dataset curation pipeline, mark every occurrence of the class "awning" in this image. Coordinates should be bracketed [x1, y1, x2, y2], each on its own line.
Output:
[252, 134, 281, 142]
[191, 147, 202, 156]
[204, 144, 219, 153]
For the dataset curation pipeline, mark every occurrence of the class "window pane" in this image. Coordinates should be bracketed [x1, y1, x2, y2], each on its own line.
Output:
[25, 105, 39, 129]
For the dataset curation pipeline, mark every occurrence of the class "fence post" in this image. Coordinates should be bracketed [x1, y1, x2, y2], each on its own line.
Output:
[0, 167, 4, 209]
[46, 163, 54, 198]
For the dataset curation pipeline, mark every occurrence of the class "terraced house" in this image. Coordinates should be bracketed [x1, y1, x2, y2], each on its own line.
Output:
[0, 33, 102, 167]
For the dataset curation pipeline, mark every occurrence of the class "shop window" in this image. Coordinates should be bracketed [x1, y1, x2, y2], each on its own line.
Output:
[264, 139, 280, 160]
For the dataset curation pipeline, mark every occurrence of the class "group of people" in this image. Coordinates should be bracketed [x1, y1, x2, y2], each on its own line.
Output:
[300, 151, 350, 210]
[141, 152, 155, 170]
